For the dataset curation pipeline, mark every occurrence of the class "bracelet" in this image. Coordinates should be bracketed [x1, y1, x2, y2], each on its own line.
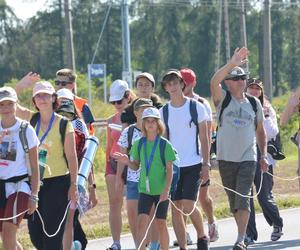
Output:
[29, 194, 39, 203]
[89, 183, 96, 189]
[261, 155, 268, 160]
[202, 162, 211, 167]
[70, 181, 78, 187]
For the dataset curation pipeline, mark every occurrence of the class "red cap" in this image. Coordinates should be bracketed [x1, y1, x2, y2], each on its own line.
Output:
[180, 68, 197, 87]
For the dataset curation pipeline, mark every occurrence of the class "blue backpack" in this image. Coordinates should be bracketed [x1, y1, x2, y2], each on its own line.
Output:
[137, 136, 180, 195]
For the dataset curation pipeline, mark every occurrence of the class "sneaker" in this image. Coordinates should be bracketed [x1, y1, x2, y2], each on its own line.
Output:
[208, 222, 219, 242]
[244, 236, 255, 246]
[232, 242, 247, 250]
[173, 232, 193, 246]
[106, 242, 121, 250]
[197, 236, 209, 250]
[271, 225, 283, 241]
[72, 240, 82, 250]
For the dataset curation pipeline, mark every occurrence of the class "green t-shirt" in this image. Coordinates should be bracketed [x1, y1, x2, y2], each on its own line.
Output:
[130, 136, 176, 195]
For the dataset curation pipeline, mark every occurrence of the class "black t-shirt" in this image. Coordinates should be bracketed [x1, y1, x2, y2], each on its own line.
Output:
[121, 94, 163, 125]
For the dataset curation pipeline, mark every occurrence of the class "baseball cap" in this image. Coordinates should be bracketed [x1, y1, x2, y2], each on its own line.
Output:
[109, 80, 129, 102]
[224, 66, 248, 80]
[142, 107, 160, 119]
[32, 81, 55, 97]
[56, 99, 76, 115]
[162, 69, 184, 82]
[133, 98, 153, 110]
[0, 86, 18, 103]
[135, 72, 155, 87]
[180, 68, 197, 87]
[247, 78, 263, 89]
[55, 68, 77, 83]
[56, 88, 74, 100]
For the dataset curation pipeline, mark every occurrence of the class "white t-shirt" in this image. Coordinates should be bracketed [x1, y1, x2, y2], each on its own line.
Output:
[193, 94, 213, 122]
[0, 118, 39, 197]
[160, 98, 209, 167]
[117, 125, 141, 182]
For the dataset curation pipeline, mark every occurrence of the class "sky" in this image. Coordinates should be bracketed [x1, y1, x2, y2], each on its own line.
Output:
[6, 0, 48, 20]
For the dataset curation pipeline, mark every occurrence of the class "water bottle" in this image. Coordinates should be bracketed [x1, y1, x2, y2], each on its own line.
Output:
[72, 240, 82, 250]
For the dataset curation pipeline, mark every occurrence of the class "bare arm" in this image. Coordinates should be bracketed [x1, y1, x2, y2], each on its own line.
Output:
[256, 121, 269, 172]
[199, 120, 210, 182]
[113, 152, 140, 170]
[64, 131, 78, 202]
[160, 162, 173, 201]
[27, 146, 39, 214]
[280, 92, 300, 126]
[210, 47, 249, 107]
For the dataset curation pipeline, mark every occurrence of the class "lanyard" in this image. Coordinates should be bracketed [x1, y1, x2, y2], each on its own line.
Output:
[143, 136, 159, 177]
[35, 112, 55, 145]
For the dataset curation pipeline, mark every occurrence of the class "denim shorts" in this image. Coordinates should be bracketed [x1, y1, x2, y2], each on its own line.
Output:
[126, 181, 139, 200]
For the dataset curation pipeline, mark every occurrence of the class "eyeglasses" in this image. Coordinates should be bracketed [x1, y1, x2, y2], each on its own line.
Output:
[227, 75, 247, 81]
[110, 99, 123, 105]
[55, 80, 72, 86]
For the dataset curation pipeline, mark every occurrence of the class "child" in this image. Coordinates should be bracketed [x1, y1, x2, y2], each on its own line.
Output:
[114, 107, 176, 250]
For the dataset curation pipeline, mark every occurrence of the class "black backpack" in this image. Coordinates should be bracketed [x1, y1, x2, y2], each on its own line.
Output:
[162, 99, 200, 155]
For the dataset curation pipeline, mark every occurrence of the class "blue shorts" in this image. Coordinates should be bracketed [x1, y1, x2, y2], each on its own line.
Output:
[126, 181, 139, 200]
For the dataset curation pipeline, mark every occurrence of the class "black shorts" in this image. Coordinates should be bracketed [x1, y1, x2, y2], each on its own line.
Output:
[172, 163, 202, 201]
[138, 193, 169, 219]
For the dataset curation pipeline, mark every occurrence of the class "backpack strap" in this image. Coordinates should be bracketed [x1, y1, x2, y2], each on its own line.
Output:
[59, 118, 68, 165]
[218, 91, 232, 127]
[159, 137, 167, 166]
[30, 112, 40, 128]
[19, 121, 31, 176]
[127, 124, 136, 153]
[162, 104, 170, 139]
[245, 94, 258, 129]
[189, 99, 200, 155]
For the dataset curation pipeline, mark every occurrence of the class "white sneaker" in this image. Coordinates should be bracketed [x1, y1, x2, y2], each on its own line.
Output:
[208, 222, 219, 242]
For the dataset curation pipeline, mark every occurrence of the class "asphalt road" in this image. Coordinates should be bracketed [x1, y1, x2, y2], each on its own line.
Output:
[87, 208, 300, 250]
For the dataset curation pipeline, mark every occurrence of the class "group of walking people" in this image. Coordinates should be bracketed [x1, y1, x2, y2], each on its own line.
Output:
[106, 47, 299, 250]
[0, 46, 299, 250]
[0, 69, 97, 250]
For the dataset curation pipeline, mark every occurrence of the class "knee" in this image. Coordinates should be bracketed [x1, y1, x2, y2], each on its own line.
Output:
[156, 219, 167, 230]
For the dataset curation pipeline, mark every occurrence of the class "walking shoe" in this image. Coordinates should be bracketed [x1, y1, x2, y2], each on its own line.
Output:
[244, 236, 255, 246]
[271, 225, 283, 241]
[232, 242, 247, 250]
[173, 232, 193, 246]
[208, 222, 219, 242]
[197, 236, 209, 250]
[72, 240, 82, 250]
[106, 242, 121, 250]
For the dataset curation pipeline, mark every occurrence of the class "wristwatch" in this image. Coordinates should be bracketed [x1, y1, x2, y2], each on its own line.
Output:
[90, 183, 96, 189]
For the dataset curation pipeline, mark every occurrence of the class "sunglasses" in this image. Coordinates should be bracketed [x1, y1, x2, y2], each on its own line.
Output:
[55, 80, 72, 86]
[227, 75, 247, 81]
[247, 78, 262, 84]
[110, 99, 123, 105]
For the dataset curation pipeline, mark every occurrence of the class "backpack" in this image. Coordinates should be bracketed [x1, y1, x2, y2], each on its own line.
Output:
[162, 99, 200, 155]
[137, 136, 180, 194]
[211, 91, 258, 156]
[19, 121, 31, 176]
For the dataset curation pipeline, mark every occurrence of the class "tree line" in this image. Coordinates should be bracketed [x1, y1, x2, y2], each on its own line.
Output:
[1, 0, 300, 97]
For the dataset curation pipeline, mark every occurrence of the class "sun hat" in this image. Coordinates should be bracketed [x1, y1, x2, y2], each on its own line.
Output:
[0, 86, 18, 102]
[109, 80, 129, 102]
[56, 88, 74, 100]
[142, 107, 160, 119]
[32, 81, 55, 97]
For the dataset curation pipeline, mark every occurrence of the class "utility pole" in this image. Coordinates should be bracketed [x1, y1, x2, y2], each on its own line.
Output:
[263, 0, 272, 100]
[121, 0, 132, 88]
[64, 0, 76, 71]
[58, 0, 64, 68]
[239, 0, 248, 71]
[215, 0, 223, 71]
[224, 0, 231, 62]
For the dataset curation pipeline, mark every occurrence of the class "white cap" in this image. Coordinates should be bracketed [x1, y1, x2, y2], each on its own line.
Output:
[109, 80, 129, 102]
[0, 86, 18, 102]
[56, 88, 74, 100]
[142, 107, 160, 119]
[32, 81, 55, 97]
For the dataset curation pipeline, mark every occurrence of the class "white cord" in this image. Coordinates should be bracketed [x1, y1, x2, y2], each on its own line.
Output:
[266, 171, 300, 181]
[0, 209, 28, 221]
[212, 172, 264, 198]
[35, 201, 71, 238]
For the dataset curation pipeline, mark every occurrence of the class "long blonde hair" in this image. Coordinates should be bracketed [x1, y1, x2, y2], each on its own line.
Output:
[141, 118, 165, 137]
